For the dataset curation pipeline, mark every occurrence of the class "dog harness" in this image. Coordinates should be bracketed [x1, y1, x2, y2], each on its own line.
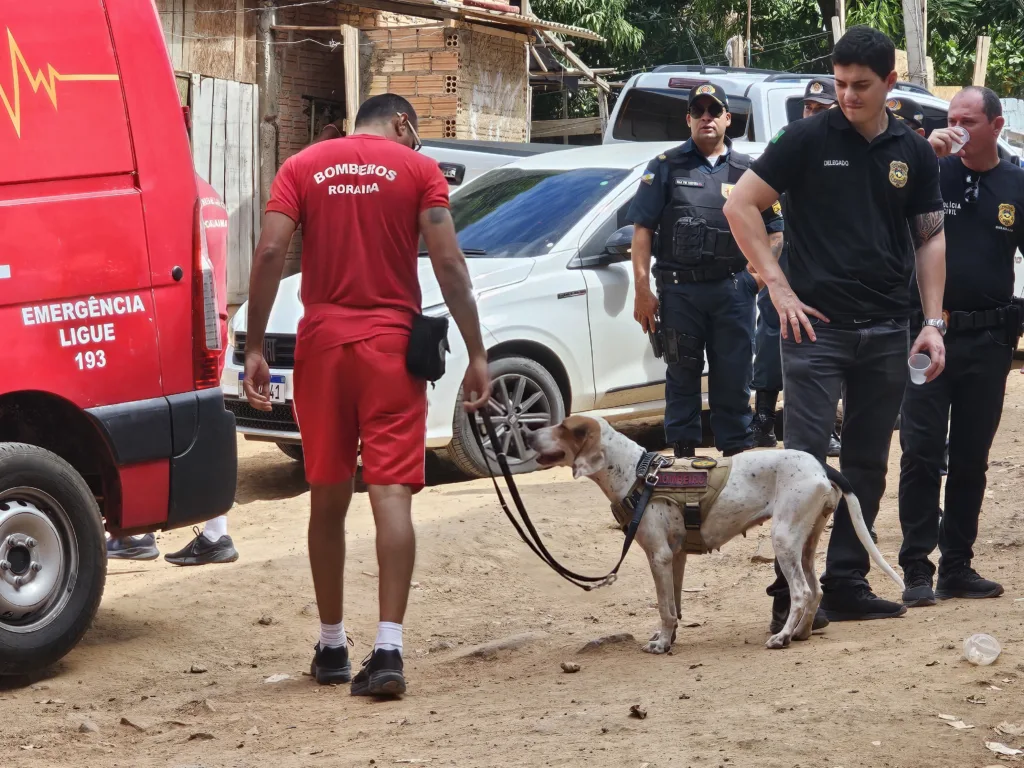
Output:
[611, 454, 733, 554]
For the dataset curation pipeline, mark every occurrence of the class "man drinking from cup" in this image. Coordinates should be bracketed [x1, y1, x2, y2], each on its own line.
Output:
[897, 87, 1024, 607]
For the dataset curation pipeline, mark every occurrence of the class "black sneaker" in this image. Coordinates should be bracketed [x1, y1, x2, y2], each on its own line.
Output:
[769, 599, 830, 635]
[821, 585, 907, 621]
[673, 443, 696, 459]
[107, 534, 159, 561]
[311, 643, 352, 685]
[827, 431, 841, 458]
[164, 527, 239, 566]
[936, 567, 1004, 600]
[751, 413, 778, 448]
[351, 648, 406, 697]
[901, 568, 936, 607]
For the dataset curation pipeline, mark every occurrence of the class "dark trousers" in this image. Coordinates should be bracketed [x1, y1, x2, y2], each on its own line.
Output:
[659, 272, 757, 454]
[767, 319, 909, 599]
[898, 329, 1013, 577]
[752, 286, 783, 394]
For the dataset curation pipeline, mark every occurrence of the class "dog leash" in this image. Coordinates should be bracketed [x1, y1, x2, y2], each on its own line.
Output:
[471, 410, 665, 591]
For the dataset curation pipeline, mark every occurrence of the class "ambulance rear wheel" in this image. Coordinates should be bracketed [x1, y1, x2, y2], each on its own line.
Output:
[449, 356, 565, 479]
[0, 444, 105, 675]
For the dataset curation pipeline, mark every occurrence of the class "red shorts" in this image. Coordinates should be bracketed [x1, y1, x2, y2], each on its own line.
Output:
[293, 334, 428, 489]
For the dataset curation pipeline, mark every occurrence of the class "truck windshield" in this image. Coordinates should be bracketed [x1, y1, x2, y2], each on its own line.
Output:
[612, 88, 752, 142]
[447, 167, 627, 258]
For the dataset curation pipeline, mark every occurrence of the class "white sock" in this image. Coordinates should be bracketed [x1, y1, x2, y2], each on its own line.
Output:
[202, 515, 228, 542]
[319, 621, 347, 649]
[374, 621, 403, 653]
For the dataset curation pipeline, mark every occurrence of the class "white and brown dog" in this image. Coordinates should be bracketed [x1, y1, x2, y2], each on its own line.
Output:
[527, 416, 904, 654]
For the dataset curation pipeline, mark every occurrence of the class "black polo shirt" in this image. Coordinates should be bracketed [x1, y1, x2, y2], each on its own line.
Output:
[751, 108, 943, 321]
[938, 157, 1024, 311]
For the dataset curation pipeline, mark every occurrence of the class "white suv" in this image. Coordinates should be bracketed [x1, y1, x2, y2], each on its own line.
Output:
[223, 139, 749, 477]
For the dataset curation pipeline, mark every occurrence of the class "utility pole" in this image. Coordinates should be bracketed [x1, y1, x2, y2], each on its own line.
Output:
[902, 0, 928, 87]
[973, 35, 991, 86]
[746, 0, 752, 67]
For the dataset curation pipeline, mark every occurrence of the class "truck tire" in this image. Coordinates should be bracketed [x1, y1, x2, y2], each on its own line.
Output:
[449, 356, 566, 479]
[0, 443, 105, 675]
[276, 443, 304, 463]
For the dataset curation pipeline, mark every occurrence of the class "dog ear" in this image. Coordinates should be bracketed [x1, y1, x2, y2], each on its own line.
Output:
[572, 447, 606, 479]
[573, 442, 602, 479]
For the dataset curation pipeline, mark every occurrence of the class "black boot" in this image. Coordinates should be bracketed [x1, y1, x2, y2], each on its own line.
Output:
[752, 390, 779, 448]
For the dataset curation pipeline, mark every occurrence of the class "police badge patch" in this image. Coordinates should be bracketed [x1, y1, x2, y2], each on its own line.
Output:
[771, 128, 785, 144]
[720, 183, 735, 199]
[889, 160, 909, 188]
[641, 172, 655, 185]
[999, 203, 1016, 227]
[810, 81, 823, 94]
[886, 98, 901, 111]
[772, 200, 782, 215]
[695, 84, 715, 96]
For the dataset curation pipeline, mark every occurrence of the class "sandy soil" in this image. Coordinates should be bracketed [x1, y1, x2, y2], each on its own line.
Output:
[4, 375, 1024, 768]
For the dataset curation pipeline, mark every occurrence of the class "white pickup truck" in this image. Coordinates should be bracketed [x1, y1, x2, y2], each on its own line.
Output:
[604, 65, 1024, 297]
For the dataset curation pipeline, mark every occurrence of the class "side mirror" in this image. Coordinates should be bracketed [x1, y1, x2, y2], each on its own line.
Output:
[438, 162, 466, 186]
[573, 225, 634, 269]
[604, 225, 634, 256]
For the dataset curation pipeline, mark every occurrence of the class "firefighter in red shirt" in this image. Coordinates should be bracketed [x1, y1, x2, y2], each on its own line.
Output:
[107, 178, 238, 565]
[244, 94, 490, 697]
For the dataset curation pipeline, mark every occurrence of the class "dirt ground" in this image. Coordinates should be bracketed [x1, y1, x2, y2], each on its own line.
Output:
[4, 376, 1024, 768]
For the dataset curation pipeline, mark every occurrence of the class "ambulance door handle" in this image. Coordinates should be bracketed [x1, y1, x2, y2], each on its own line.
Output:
[171, 266, 184, 281]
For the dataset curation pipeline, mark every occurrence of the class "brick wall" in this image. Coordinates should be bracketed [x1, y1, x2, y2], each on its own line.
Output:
[366, 24, 528, 142]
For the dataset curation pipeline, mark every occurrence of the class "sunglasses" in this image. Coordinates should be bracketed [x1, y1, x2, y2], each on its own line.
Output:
[397, 112, 422, 152]
[964, 172, 980, 205]
[689, 101, 725, 119]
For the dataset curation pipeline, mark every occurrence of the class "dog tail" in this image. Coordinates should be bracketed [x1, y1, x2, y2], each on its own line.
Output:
[823, 464, 905, 591]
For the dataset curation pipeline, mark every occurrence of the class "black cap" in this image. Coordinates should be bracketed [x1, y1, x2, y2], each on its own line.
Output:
[886, 96, 924, 130]
[803, 77, 837, 105]
[687, 81, 729, 110]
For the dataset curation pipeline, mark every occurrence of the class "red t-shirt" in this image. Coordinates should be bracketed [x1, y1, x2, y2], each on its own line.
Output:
[197, 176, 229, 376]
[266, 134, 449, 356]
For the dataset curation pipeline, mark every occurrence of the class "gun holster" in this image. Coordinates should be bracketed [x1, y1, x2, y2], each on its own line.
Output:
[648, 319, 681, 365]
[1010, 298, 1024, 342]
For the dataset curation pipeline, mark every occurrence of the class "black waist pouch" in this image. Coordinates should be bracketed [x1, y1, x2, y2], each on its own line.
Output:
[407, 313, 451, 382]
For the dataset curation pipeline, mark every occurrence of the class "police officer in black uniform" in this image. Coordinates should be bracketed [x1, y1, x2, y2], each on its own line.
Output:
[751, 77, 840, 455]
[887, 95, 926, 136]
[898, 86, 1024, 607]
[628, 82, 784, 458]
[725, 26, 947, 626]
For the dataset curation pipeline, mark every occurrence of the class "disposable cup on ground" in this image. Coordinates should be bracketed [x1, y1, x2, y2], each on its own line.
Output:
[908, 353, 930, 385]
[963, 633, 1001, 666]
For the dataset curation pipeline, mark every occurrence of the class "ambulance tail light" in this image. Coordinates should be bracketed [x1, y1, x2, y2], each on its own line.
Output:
[192, 198, 222, 389]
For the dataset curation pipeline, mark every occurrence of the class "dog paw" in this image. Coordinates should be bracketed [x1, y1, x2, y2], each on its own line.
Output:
[765, 632, 792, 650]
[643, 640, 671, 654]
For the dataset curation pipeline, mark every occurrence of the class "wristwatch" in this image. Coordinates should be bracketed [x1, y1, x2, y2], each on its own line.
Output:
[924, 317, 947, 336]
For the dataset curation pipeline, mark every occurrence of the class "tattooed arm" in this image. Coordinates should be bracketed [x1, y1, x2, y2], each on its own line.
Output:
[909, 208, 947, 381]
[912, 210, 946, 322]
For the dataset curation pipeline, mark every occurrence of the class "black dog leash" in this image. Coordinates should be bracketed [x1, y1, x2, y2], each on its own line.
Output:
[470, 410, 664, 590]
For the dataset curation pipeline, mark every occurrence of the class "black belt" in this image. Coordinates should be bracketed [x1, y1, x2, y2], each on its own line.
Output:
[947, 306, 1011, 332]
[656, 264, 738, 285]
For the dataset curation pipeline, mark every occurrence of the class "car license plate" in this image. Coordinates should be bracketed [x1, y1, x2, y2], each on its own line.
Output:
[238, 372, 287, 404]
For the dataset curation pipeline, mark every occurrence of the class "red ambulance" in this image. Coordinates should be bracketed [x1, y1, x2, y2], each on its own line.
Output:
[0, 2, 237, 673]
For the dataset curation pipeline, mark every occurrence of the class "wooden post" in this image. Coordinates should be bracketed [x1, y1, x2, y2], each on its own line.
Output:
[727, 35, 744, 68]
[830, 16, 843, 47]
[561, 88, 569, 144]
[256, 1, 278, 223]
[902, 0, 928, 87]
[597, 89, 609, 134]
[973, 35, 991, 86]
[836, 0, 846, 36]
[341, 25, 361, 136]
[746, 0, 752, 67]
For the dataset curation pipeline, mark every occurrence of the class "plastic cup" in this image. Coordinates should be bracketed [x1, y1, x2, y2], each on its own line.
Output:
[908, 353, 930, 385]
[949, 126, 970, 155]
[963, 633, 1001, 666]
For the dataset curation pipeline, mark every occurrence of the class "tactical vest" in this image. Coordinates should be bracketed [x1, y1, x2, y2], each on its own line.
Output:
[611, 456, 733, 555]
[655, 150, 752, 277]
